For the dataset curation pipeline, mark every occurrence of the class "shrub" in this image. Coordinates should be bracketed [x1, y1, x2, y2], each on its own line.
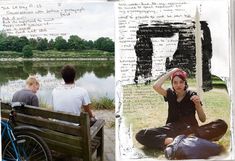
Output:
[22, 45, 33, 58]
[91, 97, 115, 110]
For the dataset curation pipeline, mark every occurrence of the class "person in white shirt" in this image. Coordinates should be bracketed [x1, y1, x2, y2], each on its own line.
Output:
[52, 65, 96, 123]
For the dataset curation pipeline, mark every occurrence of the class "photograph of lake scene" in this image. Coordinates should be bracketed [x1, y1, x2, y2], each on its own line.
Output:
[0, 1, 115, 161]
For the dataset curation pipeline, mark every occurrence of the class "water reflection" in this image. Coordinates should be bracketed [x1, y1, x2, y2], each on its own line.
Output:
[0, 60, 114, 106]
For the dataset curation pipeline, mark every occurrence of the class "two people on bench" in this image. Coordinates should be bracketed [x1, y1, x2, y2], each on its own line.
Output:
[11, 64, 96, 124]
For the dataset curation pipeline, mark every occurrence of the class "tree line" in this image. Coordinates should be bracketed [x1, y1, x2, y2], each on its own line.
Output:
[0, 32, 114, 57]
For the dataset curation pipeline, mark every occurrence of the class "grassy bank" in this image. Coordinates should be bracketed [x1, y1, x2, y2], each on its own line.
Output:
[91, 97, 115, 110]
[40, 96, 115, 110]
[123, 79, 230, 158]
[0, 49, 114, 59]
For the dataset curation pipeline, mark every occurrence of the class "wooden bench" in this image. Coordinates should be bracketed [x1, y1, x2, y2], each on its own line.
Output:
[1, 102, 105, 161]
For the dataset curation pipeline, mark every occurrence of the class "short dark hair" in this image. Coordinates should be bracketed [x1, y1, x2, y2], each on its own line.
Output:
[61, 65, 76, 84]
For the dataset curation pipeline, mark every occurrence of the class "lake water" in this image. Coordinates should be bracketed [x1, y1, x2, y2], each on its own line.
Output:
[0, 60, 114, 106]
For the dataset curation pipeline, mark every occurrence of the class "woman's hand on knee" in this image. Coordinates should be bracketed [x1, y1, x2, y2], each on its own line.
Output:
[164, 137, 174, 145]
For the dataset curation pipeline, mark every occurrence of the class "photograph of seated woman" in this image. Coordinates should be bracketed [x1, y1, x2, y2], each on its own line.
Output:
[135, 68, 228, 150]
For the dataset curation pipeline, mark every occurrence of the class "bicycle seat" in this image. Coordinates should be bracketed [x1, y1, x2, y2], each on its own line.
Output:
[10, 102, 25, 110]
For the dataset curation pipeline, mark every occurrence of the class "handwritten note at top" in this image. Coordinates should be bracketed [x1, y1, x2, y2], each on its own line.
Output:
[117, 1, 195, 84]
[118, 1, 192, 51]
[0, 2, 85, 38]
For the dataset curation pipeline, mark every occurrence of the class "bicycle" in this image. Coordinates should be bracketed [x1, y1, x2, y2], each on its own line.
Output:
[1, 102, 52, 161]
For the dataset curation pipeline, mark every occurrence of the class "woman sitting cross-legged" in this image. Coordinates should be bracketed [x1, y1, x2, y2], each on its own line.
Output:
[135, 68, 228, 150]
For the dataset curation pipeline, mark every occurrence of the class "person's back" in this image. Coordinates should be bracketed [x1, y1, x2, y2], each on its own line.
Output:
[12, 76, 39, 107]
[52, 84, 90, 115]
[12, 89, 38, 106]
[52, 65, 95, 121]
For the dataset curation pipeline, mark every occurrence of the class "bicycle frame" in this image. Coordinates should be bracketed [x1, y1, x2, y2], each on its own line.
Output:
[1, 102, 51, 161]
[1, 120, 21, 161]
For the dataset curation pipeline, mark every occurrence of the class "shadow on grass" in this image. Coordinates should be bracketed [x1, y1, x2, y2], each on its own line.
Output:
[140, 146, 165, 159]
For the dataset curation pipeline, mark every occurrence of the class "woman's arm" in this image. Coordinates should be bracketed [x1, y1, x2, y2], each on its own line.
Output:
[153, 68, 180, 97]
[190, 95, 206, 122]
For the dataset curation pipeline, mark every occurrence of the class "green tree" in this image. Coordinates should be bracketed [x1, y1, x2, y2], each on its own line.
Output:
[0, 32, 7, 51]
[0, 34, 29, 52]
[5, 36, 19, 51]
[36, 38, 48, 51]
[54, 36, 67, 51]
[0, 31, 7, 39]
[16, 36, 29, 52]
[83, 40, 94, 49]
[29, 38, 38, 50]
[0, 31, 8, 50]
[68, 35, 84, 51]
[103, 39, 114, 52]
[0, 40, 5, 51]
[22, 45, 33, 57]
[48, 39, 55, 50]
[94, 37, 114, 52]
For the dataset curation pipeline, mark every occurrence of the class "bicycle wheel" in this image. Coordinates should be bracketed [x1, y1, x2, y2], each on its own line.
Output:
[2, 131, 52, 161]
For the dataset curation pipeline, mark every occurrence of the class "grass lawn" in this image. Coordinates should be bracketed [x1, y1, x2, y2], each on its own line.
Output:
[122, 78, 231, 159]
[0, 49, 114, 59]
[33, 49, 114, 58]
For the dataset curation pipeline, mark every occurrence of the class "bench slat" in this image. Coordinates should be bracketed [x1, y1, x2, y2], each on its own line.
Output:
[1, 102, 81, 123]
[44, 138, 83, 156]
[38, 128, 83, 147]
[90, 119, 105, 139]
[91, 136, 101, 153]
[1, 109, 81, 136]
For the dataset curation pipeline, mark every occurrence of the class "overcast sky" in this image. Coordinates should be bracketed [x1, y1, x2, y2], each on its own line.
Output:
[55, 2, 115, 41]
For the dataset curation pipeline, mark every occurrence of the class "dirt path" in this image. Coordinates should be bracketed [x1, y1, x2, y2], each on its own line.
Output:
[94, 110, 115, 161]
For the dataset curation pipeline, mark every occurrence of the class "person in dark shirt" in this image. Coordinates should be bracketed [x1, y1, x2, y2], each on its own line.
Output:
[12, 76, 40, 107]
[135, 68, 227, 150]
